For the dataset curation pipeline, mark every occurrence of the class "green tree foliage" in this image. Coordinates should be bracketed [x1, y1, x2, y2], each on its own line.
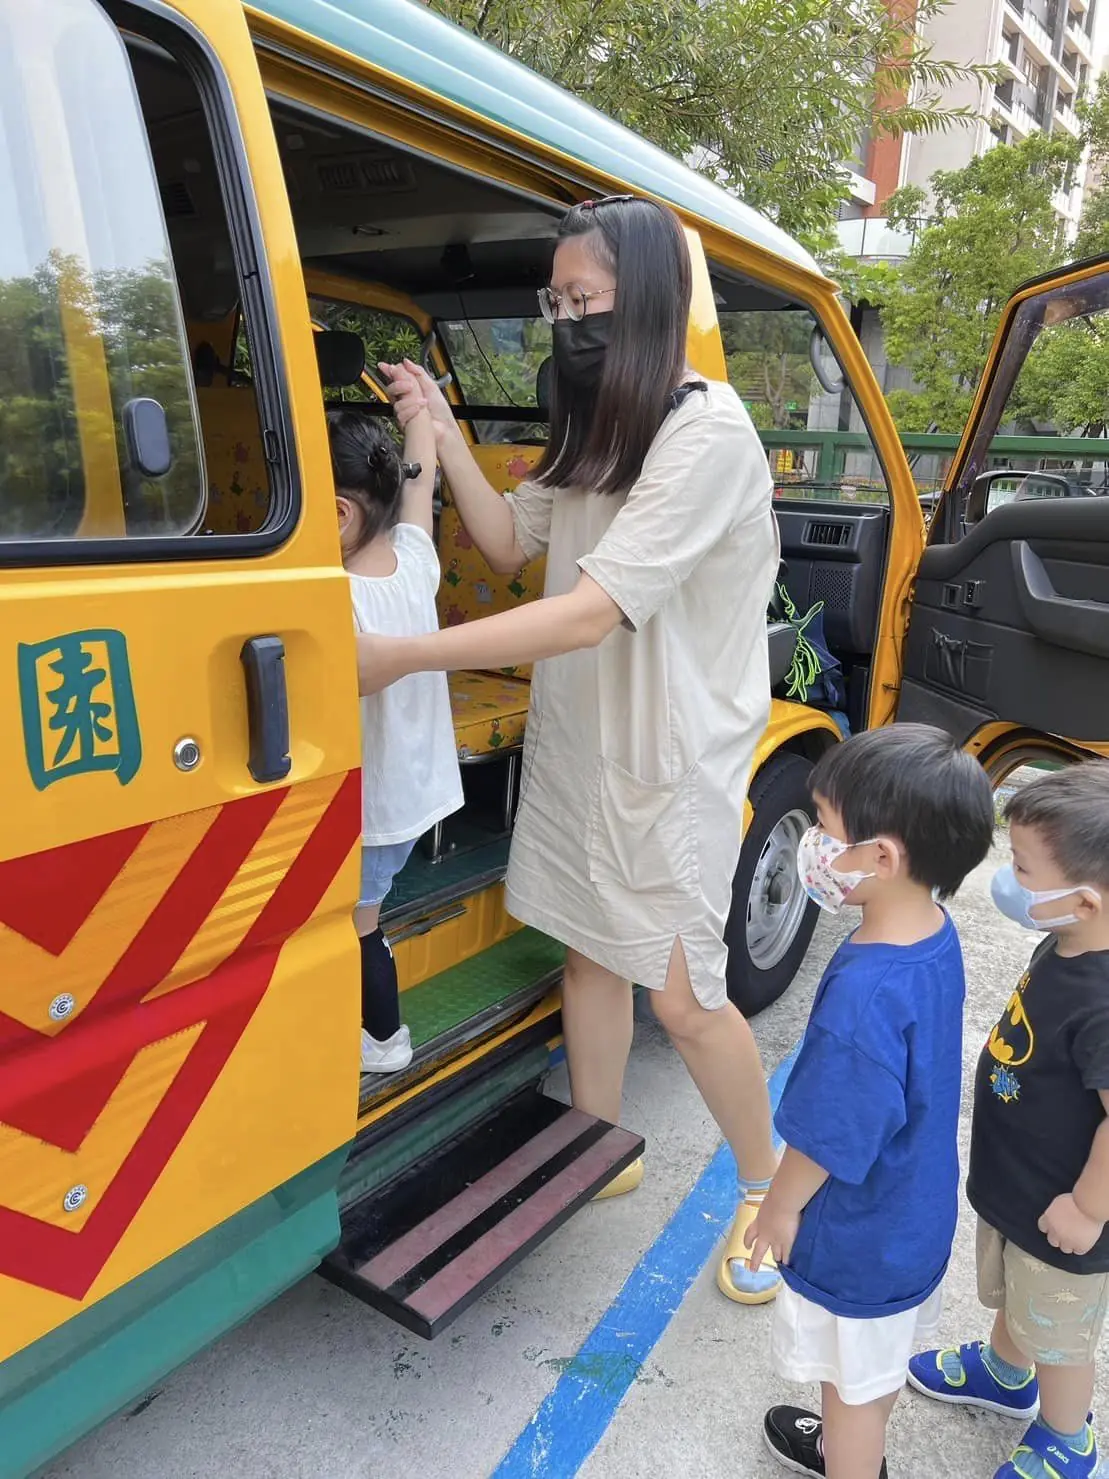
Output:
[431, 0, 992, 244]
[0, 251, 198, 539]
[439, 316, 549, 407]
[720, 310, 814, 429]
[1012, 314, 1109, 435]
[867, 132, 1079, 432]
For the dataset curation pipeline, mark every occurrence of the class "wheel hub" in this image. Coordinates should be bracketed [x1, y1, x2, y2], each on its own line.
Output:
[746, 807, 813, 972]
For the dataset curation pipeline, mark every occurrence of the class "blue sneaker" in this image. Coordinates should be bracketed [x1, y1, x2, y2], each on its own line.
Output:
[907, 1341, 1039, 1420]
[995, 1417, 1098, 1478]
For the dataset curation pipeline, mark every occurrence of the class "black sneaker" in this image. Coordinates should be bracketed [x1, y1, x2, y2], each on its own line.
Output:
[763, 1406, 889, 1477]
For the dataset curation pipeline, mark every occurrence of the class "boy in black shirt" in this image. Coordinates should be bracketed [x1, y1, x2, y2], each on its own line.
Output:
[910, 762, 1109, 1479]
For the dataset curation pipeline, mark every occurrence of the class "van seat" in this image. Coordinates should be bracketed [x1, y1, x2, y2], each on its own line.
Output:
[436, 444, 546, 682]
[448, 671, 530, 759]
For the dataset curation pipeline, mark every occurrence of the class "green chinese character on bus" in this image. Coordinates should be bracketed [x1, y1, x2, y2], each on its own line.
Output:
[18, 629, 142, 791]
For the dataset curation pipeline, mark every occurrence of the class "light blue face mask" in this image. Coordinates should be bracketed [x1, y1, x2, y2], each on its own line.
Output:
[991, 863, 1099, 931]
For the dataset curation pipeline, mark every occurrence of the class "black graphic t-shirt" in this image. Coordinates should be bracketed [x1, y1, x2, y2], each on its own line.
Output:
[968, 940, 1109, 1274]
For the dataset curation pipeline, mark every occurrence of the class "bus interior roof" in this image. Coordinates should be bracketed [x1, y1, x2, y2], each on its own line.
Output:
[128, 37, 807, 325]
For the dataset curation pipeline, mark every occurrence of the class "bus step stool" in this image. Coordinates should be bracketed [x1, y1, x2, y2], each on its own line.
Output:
[320, 1088, 643, 1338]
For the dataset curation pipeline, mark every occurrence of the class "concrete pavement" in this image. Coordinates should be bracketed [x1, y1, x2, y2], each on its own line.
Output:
[43, 823, 1082, 1479]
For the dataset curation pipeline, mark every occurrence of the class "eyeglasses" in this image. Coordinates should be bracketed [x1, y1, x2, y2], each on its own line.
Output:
[537, 197, 637, 323]
[537, 284, 616, 324]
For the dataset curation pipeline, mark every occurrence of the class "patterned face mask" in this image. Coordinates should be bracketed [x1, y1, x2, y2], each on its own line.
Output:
[991, 863, 1099, 931]
[796, 825, 877, 914]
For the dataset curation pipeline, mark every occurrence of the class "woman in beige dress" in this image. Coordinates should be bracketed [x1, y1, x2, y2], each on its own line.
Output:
[360, 196, 781, 1302]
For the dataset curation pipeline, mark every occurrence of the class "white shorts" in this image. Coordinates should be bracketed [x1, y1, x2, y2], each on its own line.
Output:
[772, 1283, 943, 1405]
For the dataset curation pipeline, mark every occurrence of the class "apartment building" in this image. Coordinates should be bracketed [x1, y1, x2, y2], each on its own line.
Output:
[839, 0, 1104, 254]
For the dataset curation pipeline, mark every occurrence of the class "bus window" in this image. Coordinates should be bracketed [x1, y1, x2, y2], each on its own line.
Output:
[437, 316, 549, 443]
[0, 2, 297, 552]
[718, 304, 890, 506]
[0, 0, 201, 542]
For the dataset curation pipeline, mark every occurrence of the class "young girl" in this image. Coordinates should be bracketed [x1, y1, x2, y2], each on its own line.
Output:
[330, 401, 463, 1074]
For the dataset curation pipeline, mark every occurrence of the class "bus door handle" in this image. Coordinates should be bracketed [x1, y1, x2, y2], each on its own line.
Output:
[240, 636, 292, 784]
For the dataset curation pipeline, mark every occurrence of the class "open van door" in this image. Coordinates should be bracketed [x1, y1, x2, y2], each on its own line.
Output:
[896, 258, 1109, 756]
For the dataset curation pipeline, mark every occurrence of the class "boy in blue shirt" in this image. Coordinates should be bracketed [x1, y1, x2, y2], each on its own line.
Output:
[746, 724, 995, 1478]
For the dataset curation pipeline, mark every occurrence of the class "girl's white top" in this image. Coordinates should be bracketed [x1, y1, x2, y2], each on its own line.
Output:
[349, 522, 463, 846]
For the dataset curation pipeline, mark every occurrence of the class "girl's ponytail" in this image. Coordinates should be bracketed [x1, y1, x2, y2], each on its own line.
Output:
[328, 408, 405, 551]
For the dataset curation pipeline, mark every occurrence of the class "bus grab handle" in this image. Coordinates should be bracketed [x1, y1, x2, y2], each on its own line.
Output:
[240, 636, 292, 784]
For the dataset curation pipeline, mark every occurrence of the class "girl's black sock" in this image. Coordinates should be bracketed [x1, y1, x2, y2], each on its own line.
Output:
[360, 928, 401, 1040]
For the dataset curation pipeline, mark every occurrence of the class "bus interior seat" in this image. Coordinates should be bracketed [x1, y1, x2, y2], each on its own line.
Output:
[315, 329, 367, 388]
[430, 441, 545, 860]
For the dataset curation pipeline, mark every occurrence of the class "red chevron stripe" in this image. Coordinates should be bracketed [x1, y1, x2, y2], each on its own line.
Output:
[0, 769, 360, 1300]
[0, 826, 148, 955]
[0, 950, 276, 1298]
[0, 789, 287, 1150]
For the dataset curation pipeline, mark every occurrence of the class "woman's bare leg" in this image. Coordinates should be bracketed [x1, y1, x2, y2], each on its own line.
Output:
[560, 948, 634, 1124]
[650, 940, 776, 1182]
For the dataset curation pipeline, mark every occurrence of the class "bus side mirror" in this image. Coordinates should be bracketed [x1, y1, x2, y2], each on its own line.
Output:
[965, 470, 1072, 525]
[122, 397, 172, 478]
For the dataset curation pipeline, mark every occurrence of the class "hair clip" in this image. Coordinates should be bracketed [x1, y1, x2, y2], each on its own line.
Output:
[579, 194, 636, 211]
[402, 461, 422, 481]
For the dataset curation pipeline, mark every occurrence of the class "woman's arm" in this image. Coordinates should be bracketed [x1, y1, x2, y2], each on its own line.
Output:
[356, 572, 621, 696]
[398, 405, 437, 536]
[381, 361, 528, 574]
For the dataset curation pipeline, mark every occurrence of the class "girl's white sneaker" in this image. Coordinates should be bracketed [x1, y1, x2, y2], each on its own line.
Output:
[360, 1025, 413, 1074]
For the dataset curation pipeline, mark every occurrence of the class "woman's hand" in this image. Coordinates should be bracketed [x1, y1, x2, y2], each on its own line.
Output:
[379, 360, 457, 446]
[356, 632, 415, 697]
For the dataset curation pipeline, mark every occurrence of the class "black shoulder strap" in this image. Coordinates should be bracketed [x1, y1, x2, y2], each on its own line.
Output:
[666, 380, 708, 414]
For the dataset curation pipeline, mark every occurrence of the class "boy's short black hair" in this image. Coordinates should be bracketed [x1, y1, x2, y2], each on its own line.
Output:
[810, 723, 994, 899]
[1004, 761, 1109, 890]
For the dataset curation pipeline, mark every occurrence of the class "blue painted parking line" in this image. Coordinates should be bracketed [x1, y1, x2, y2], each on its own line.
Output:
[492, 1043, 801, 1479]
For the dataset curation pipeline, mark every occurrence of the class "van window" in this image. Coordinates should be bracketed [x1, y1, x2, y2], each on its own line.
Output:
[960, 274, 1109, 500]
[0, 0, 295, 554]
[719, 307, 890, 505]
[0, 0, 201, 542]
[438, 316, 548, 443]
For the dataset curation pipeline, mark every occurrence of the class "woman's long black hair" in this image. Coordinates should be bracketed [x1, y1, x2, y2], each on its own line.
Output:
[327, 407, 405, 551]
[534, 197, 692, 497]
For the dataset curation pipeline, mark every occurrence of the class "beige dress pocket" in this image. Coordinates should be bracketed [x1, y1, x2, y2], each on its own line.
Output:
[587, 758, 698, 903]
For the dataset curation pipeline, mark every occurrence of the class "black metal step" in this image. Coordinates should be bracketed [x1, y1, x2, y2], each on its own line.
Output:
[320, 1089, 643, 1338]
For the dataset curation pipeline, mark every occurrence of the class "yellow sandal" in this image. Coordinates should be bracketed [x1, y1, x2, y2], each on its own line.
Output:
[716, 1198, 781, 1305]
[593, 1156, 644, 1201]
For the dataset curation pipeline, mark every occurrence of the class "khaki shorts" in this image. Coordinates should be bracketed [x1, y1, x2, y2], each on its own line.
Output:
[977, 1219, 1109, 1366]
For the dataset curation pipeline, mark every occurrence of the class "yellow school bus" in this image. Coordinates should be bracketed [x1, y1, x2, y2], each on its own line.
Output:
[3, 1, 1109, 1471]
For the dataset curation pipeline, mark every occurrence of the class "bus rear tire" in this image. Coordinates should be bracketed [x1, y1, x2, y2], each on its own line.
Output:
[725, 751, 820, 1019]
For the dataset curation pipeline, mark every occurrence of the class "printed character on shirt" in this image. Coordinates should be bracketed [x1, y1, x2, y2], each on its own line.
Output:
[909, 762, 1109, 1479]
[746, 725, 994, 1479]
[330, 401, 462, 1077]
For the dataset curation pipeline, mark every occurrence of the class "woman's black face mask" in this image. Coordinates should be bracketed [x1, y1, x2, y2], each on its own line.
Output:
[552, 311, 613, 391]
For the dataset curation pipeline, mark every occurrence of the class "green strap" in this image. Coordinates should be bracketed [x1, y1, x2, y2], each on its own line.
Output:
[776, 583, 826, 703]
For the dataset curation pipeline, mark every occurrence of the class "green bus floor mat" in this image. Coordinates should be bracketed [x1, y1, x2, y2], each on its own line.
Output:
[383, 834, 510, 920]
[400, 928, 563, 1048]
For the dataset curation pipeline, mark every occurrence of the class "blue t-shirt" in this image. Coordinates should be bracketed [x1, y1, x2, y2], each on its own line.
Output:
[775, 912, 965, 1319]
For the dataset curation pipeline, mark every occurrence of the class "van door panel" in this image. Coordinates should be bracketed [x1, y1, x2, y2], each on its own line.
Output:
[898, 262, 1109, 750]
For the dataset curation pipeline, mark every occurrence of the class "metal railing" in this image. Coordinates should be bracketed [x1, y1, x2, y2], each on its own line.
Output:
[757, 430, 1109, 504]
